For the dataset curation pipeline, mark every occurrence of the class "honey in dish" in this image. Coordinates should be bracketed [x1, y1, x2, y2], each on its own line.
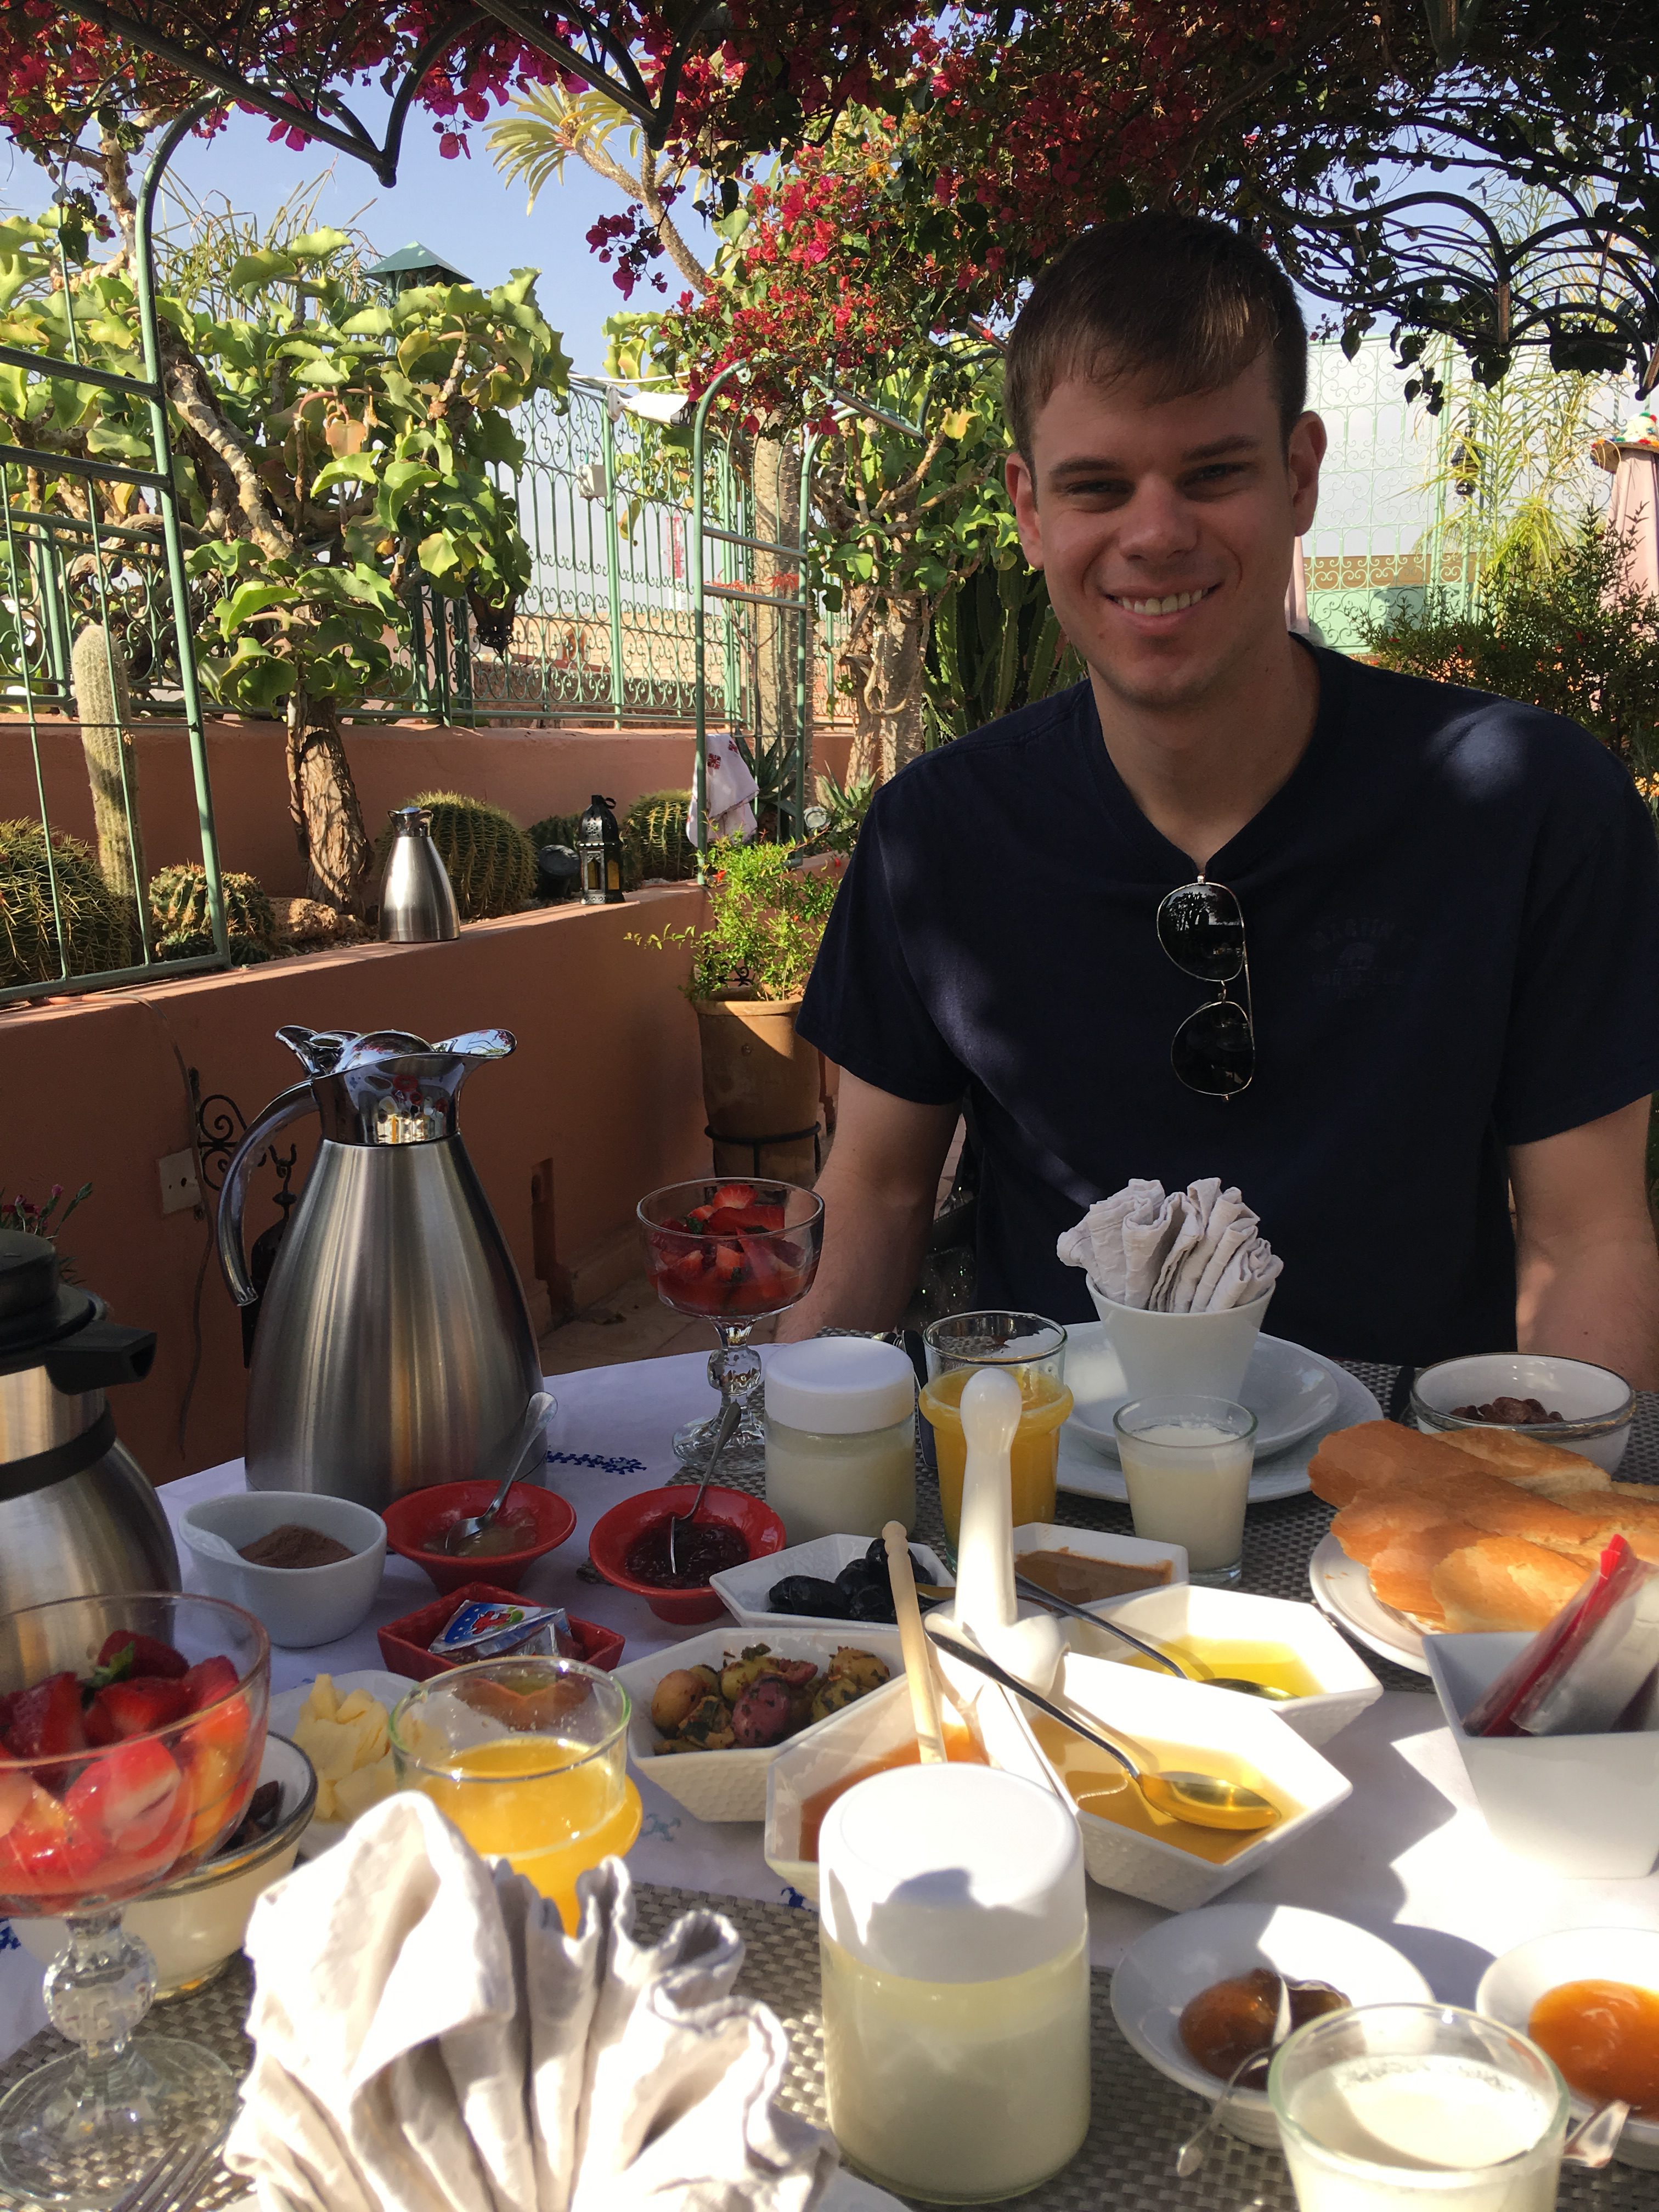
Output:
[1527, 1979, 1659, 2119]
[1104, 1637, 1323, 1700]
[1028, 1713, 1295, 1863]
[798, 1721, 986, 1861]
[1017, 1549, 1172, 1605]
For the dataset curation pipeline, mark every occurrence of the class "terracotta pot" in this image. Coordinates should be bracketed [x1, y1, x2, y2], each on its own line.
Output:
[692, 995, 822, 1186]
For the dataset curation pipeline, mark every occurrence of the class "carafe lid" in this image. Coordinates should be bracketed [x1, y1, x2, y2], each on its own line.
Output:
[764, 1337, 915, 1434]
[0, 1231, 94, 1352]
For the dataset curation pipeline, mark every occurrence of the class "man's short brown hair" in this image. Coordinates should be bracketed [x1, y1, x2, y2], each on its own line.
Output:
[1004, 213, 1308, 463]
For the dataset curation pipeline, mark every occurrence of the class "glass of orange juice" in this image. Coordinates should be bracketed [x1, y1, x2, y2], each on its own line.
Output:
[389, 1657, 641, 1933]
[920, 1312, 1072, 1546]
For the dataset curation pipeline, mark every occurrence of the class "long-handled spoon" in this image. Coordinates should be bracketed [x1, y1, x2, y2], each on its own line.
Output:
[1010, 1572, 1292, 1701]
[442, 1392, 556, 1554]
[924, 1622, 1280, 1832]
[665, 1395, 743, 1577]
[1174, 1976, 1294, 2176]
[1563, 2098, 1631, 2170]
[884, 1520, 947, 1764]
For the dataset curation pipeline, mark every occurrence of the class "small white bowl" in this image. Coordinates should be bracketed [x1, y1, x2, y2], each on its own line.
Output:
[1086, 1281, 1273, 1403]
[1013, 1522, 1189, 1596]
[1425, 1632, 1659, 1878]
[616, 1624, 903, 1824]
[1411, 1354, 1633, 1473]
[1477, 1926, 1659, 2169]
[13, 1733, 316, 1998]
[180, 1491, 388, 1648]
[710, 1534, 953, 1633]
[1078, 1585, 1380, 1748]
[1010, 1651, 1351, 1911]
[1111, 1902, 1434, 2147]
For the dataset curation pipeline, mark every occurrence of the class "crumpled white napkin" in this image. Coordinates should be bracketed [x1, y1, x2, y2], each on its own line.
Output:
[224, 1793, 836, 2212]
[1057, 1178, 1282, 1313]
[691, 740, 759, 845]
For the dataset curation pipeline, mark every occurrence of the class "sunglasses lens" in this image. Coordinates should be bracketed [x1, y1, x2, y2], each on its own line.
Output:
[1172, 1000, 1254, 1097]
[1158, 882, 1245, 982]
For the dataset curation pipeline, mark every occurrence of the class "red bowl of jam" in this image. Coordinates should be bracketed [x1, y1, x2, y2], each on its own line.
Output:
[588, 1485, 787, 1625]
[381, 1481, 578, 1595]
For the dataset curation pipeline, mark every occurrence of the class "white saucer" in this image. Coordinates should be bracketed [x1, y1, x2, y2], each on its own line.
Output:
[1110, 1901, 1434, 2146]
[1065, 1326, 1343, 1458]
[1307, 1532, 1430, 1674]
[1058, 1342, 1378, 1506]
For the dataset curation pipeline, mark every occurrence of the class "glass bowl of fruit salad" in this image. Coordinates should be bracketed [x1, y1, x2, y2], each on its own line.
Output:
[0, 1592, 269, 2205]
[637, 1179, 825, 1477]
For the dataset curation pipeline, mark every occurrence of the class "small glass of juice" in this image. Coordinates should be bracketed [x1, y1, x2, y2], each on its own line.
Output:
[920, 1312, 1071, 1546]
[1113, 1395, 1256, 1585]
[390, 1657, 641, 1933]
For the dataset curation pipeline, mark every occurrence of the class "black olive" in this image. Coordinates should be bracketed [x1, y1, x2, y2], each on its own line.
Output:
[768, 1575, 851, 1617]
[848, 1582, 899, 1622]
[862, 1534, 930, 1583]
[834, 1559, 883, 1598]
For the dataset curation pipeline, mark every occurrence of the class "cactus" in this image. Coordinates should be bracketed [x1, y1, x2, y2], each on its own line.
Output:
[623, 789, 696, 883]
[155, 929, 274, 967]
[0, 819, 134, 987]
[376, 792, 535, 919]
[70, 624, 146, 912]
[526, 811, 584, 853]
[148, 862, 275, 949]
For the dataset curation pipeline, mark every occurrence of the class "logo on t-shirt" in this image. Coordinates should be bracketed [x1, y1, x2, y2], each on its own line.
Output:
[1308, 915, 1412, 1006]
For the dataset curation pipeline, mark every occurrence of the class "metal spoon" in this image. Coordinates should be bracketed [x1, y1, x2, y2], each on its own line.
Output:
[441, 1392, 556, 1554]
[1563, 2098, 1631, 2170]
[1175, 1975, 1294, 2176]
[667, 1395, 743, 1577]
[1010, 1572, 1293, 1701]
[924, 1623, 1281, 1832]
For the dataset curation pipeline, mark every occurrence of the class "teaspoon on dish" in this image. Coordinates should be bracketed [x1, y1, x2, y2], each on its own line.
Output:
[1009, 1572, 1292, 1701]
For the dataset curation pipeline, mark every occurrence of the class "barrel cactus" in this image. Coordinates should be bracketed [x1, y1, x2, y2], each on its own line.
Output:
[526, 811, 583, 854]
[376, 792, 535, 919]
[0, 820, 134, 987]
[148, 863, 275, 952]
[624, 789, 696, 883]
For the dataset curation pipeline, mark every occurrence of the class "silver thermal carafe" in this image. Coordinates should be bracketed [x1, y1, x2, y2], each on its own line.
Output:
[218, 1025, 540, 1508]
[379, 806, 460, 942]
[0, 1231, 178, 1614]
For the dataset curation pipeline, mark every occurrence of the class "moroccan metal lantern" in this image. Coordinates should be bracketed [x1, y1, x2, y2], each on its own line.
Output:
[577, 793, 625, 905]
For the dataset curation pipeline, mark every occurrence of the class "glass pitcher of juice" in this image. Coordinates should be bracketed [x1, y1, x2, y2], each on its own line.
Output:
[390, 1657, 641, 1934]
[921, 1312, 1071, 1546]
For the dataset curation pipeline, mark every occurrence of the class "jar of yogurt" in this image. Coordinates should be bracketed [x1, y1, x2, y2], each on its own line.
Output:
[763, 1338, 916, 1543]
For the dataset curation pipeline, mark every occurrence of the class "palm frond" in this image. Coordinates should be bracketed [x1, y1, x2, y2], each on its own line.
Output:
[486, 83, 643, 210]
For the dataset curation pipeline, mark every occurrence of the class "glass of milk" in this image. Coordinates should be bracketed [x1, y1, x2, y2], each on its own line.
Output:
[1112, 1395, 1256, 1584]
[1268, 2002, 1570, 2212]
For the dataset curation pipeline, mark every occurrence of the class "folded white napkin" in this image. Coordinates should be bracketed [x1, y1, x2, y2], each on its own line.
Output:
[1057, 1178, 1282, 1313]
[224, 1793, 836, 2212]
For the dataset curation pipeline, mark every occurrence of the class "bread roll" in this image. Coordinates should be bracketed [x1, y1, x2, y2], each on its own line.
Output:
[1368, 1521, 1484, 1623]
[1430, 1538, 1591, 1633]
[1331, 1495, 1464, 1567]
[1438, 1425, 1612, 1500]
[1314, 1421, 1481, 1498]
[1547, 1493, 1659, 1562]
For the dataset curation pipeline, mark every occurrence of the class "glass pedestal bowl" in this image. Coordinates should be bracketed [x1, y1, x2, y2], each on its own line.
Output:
[637, 1178, 825, 1477]
[0, 1592, 269, 2206]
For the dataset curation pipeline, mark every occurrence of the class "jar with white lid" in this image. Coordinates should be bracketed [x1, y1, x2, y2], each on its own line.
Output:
[763, 1338, 916, 1543]
[818, 1763, 1090, 2203]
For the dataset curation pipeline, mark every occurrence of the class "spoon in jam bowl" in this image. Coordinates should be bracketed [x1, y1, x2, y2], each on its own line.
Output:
[442, 1392, 556, 1555]
[1009, 1573, 1293, 1701]
[665, 1395, 743, 1577]
[924, 1624, 1281, 1832]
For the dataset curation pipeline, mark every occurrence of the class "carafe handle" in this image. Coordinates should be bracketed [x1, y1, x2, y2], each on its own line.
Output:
[217, 1082, 315, 1307]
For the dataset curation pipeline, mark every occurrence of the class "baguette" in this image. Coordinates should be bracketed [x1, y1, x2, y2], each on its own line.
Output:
[1330, 1494, 1465, 1567]
[1438, 1425, 1613, 1500]
[1314, 1421, 1483, 1499]
[1367, 1521, 1485, 1624]
[1430, 1538, 1592, 1633]
[1316, 1423, 1607, 1558]
[1546, 1492, 1659, 1563]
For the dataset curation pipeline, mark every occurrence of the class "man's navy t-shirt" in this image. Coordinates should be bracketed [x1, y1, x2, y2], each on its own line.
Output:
[796, 646, 1659, 1364]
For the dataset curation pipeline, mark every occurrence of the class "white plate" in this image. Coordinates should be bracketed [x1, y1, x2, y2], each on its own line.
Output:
[1059, 1348, 1379, 1505]
[1110, 1902, 1434, 2146]
[1307, 1532, 1429, 1674]
[268, 1667, 411, 1857]
[225, 2177, 902, 2212]
[1065, 1325, 1344, 1458]
[1476, 1926, 1659, 2169]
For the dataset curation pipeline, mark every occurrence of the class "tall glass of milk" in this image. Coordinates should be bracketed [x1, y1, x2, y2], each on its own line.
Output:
[1112, 1395, 1257, 1584]
[1268, 2002, 1570, 2212]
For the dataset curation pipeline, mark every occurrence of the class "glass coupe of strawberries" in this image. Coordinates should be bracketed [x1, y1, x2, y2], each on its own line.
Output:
[0, 1593, 269, 2205]
[637, 1180, 825, 1477]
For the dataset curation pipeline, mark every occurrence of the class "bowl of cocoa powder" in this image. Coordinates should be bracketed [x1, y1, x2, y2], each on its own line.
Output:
[180, 1490, 388, 1647]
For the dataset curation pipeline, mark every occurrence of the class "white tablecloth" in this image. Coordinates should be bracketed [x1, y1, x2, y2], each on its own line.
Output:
[3, 1348, 1657, 2062]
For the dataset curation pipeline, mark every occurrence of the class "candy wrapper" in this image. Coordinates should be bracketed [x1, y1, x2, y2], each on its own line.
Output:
[1464, 1535, 1659, 1737]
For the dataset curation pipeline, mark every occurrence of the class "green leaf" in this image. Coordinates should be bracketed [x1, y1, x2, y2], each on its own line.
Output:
[228, 249, 299, 295]
[417, 531, 462, 579]
[221, 580, 294, 631]
[310, 453, 380, 495]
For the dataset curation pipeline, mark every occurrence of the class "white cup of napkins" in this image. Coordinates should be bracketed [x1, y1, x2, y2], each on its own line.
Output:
[222, 1791, 838, 2212]
[1057, 1178, 1280, 1402]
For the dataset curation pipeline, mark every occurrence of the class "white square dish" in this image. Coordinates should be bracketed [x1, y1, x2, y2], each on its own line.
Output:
[1012, 1522, 1189, 1593]
[615, 1624, 903, 1824]
[709, 1534, 951, 1633]
[1079, 1584, 1380, 1747]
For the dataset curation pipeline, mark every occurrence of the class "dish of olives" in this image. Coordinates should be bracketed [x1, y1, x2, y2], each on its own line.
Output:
[768, 1536, 944, 1624]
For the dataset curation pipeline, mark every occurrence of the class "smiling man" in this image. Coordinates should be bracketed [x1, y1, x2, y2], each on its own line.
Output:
[783, 213, 1659, 1381]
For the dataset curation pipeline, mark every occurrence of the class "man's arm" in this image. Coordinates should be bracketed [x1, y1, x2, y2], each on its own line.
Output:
[776, 1069, 961, 1340]
[1509, 1096, 1659, 1389]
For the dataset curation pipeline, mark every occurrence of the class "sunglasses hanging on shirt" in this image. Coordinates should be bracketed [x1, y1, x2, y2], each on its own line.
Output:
[1156, 877, 1255, 1098]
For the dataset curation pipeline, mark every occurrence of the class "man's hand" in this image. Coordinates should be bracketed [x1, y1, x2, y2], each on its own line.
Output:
[776, 1070, 961, 1340]
[1510, 1097, 1659, 1389]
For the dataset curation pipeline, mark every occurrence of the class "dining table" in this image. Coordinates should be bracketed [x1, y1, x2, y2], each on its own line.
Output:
[1, 1346, 1656, 2211]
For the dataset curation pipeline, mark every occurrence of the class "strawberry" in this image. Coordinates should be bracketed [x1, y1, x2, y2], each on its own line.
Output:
[5, 1672, 87, 1767]
[703, 1206, 757, 1234]
[180, 1656, 239, 1713]
[94, 1631, 189, 1682]
[684, 1204, 716, 1226]
[709, 1181, 757, 1211]
[66, 1738, 185, 1857]
[179, 1658, 252, 1773]
[84, 1678, 193, 1747]
[0, 1781, 73, 1895]
[748, 1203, 786, 1232]
[710, 1239, 747, 1285]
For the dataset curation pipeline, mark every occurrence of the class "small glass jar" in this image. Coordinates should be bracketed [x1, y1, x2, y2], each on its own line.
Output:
[764, 1338, 916, 1543]
[819, 1764, 1091, 2203]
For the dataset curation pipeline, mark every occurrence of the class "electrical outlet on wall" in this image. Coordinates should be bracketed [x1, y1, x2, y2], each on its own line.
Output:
[158, 1150, 201, 1215]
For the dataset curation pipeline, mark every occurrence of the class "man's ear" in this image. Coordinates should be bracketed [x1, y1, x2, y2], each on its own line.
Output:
[1288, 410, 1326, 536]
[1006, 450, 1045, 569]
